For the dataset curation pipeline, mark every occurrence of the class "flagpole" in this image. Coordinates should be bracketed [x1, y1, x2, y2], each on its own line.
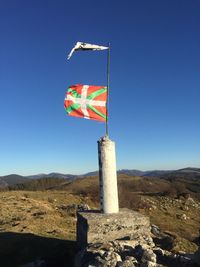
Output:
[106, 43, 110, 137]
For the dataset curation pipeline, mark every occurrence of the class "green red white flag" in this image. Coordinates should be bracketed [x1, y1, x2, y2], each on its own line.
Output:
[64, 84, 107, 122]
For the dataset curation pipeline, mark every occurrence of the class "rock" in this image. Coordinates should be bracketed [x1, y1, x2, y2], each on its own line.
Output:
[141, 249, 157, 263]
[0, 219, 7, 225]
[153, 248, 164, 258]
[176, 214, 187, 220]
[46, 229, 57, 234]
[125, 256, 137, 263]
[116, 258, 136, 267]
[21, 197, 27, 201]
[98, 249, 106, 257]
[103, 251, 122, 264]
[93, 255, 107, 266]
[11, 222, 20, 227]
[77, 209, 151, 249]
[133, 244, 144, 259]
[77, 204, 90, 211]
[58, 203, 90, 212]
[75, 210, 200, 267]
[32, 211, 46, 217]
[151, 225, 160, 236]
[140, 262, 157, 267]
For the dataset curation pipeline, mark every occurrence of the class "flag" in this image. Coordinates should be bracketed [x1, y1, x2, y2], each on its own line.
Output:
[67, 42, 109, 59]
[64, 84, 107, 122]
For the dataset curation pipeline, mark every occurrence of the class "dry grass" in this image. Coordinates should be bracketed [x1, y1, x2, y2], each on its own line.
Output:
[0, 190, 95, 240]
[68, 175, 200, 253]
[0, 174, 199, 265]
[0, 191, 87, 266]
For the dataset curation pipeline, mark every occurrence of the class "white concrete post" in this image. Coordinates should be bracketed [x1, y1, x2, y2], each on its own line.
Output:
[98, 136, 119, 214]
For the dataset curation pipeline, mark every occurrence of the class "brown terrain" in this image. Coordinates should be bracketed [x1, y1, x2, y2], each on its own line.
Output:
[0, 171, 200, 266]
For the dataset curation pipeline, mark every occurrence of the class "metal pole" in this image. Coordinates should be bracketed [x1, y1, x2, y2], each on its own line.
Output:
[106, 43, 110, 137]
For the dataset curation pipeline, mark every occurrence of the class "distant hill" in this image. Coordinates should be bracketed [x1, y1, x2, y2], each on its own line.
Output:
[118, 168, 200, 179]
[142, 170, 174, 177]
[84, 169, 173, 177]
[1, 167, 199, 188]
[118, 169, 144, 176]
[159, 167, 200, 180]
[27, 173, 77, 180]
[0, 173, 78, 187]
[0, 174, 28, 187]
[0, 178, 8, 188]
[118, 169, 173, 177]
[83, 171, 99, 177]
[9, 177, 70, 191]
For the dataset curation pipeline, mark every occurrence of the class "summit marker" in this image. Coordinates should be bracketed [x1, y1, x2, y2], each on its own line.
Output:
[66, 42, 119, 214]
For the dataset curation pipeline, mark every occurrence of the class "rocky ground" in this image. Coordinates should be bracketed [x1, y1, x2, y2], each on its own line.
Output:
[141, 194, 200, 253]
[0, 191, 93, 267]
[0, 189, 199, 266]
[0, 191, 81, 239]
[76, 239, 200, 267]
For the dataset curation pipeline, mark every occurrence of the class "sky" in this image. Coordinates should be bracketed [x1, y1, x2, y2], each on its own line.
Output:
[0, 0, 200, 176]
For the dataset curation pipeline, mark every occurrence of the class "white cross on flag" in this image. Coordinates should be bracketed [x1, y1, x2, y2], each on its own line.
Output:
[64, 84, 107, 122]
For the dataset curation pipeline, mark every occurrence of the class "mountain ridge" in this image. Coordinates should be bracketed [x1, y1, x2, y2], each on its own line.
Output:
[0, 167, 199, 187]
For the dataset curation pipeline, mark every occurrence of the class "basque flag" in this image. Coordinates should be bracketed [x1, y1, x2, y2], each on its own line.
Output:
[64, 84, 107, 122]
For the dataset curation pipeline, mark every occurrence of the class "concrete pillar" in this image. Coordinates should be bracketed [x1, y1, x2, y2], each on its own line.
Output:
[98, 136, 119, 214]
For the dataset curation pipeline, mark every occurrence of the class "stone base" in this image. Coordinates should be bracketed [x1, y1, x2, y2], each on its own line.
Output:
[76, 208, 151, 249]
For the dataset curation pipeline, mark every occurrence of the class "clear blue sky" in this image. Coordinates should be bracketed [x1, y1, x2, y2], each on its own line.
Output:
[0, 0, 199, 175]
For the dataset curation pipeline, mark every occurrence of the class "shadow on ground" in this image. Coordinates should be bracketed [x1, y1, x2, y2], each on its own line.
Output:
[0, 232, 76, 267]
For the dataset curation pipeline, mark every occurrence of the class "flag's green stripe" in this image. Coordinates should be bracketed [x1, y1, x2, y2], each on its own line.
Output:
[87, 87, 107, 100]
[87, 105, 106, 120]
[66, 103, 80, 114]
[68, 88, 81, 98]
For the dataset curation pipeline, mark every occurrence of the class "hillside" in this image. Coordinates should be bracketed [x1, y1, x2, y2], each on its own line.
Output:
[0, 178, 8, 188]
[118, 167, 200, 179]
[1, 167, 199, 189]
[0, 174, 78, 189]
[160, 167, 200, 180]
[0, 175, 28, 187]
[9, 177, 71, 191]
[0, 173, 200, 266]
[26, 173, 77, 180]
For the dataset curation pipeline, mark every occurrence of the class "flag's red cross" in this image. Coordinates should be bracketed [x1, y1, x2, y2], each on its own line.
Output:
[64, 84, 107, 122]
